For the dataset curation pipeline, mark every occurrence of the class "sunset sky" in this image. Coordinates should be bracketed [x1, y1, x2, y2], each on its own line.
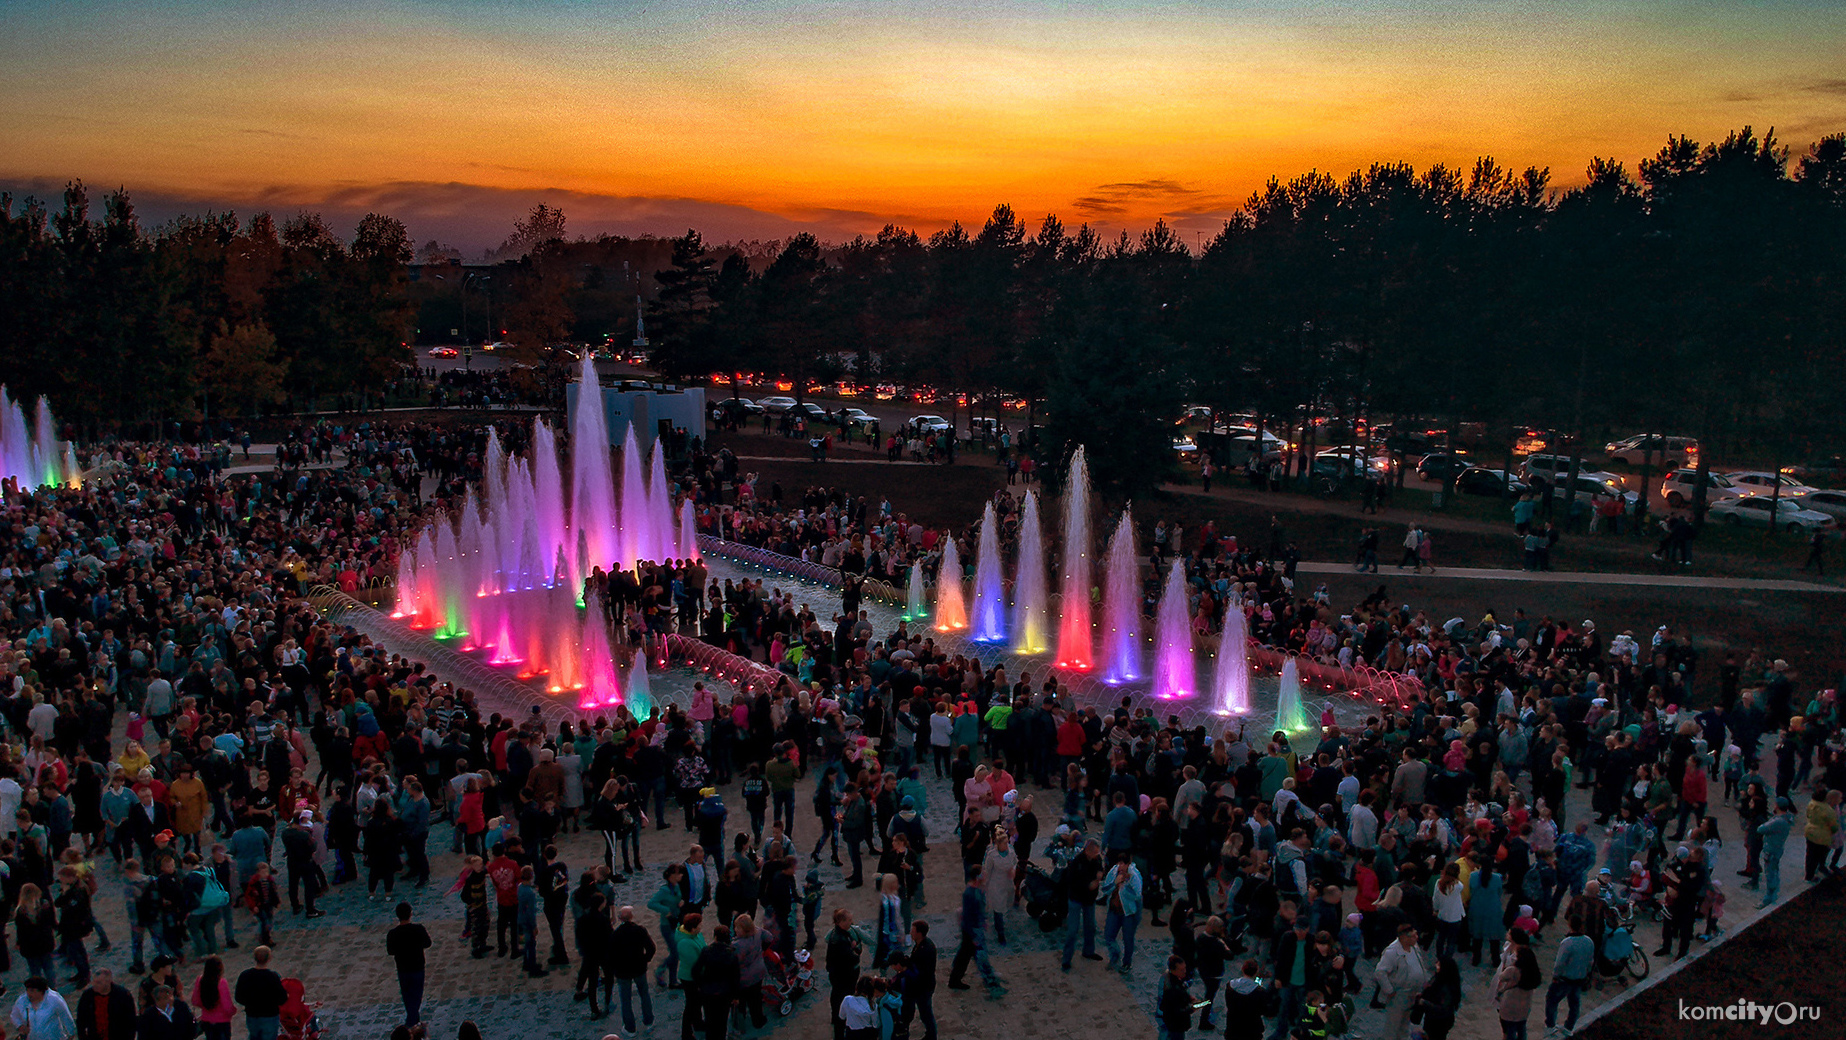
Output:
[3, 0, 1843, 251]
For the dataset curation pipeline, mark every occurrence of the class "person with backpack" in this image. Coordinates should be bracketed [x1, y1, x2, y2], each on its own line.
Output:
[183, 852, 230, 958]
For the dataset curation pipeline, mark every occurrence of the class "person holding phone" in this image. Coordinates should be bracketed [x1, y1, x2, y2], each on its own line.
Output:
[1156, 955, 1193, 1040]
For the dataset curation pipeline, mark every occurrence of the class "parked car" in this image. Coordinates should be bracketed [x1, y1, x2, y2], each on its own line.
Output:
[1787, 457, 1846, 484]
[1512, 428, 1559, 455]
[1522, 454, 1628, 492]
[1707, 496, 1837, 533]
[1797, 489, 1846, 521]
[1724, 471, 1816, 498]
[1455, 467, 1528, 496]
[757, 395, 798, 414]
[1661, 468, 1753, 508]
[710, 397, 764, 423]
[840, 407, 876, 427]
[1547, 474, 1637, 507]
[794, 402, 828, 422]
[1316, 446, 1391, 477]
[1604, 434, 1698, 467]
[1415, 453, 1472, 483]
[909, 414, 952, 434]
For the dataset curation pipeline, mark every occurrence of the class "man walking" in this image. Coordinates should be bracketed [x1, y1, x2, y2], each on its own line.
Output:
[902, 921, 937, 1040]
[1060, 839, 1104, 970]
[947, 867, 1001, 990]
[385, 902, 432, 1027]
[1544, 918, 1594, 1035]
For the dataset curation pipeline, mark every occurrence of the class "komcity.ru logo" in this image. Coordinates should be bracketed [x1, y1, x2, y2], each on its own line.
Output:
[1678, 999, 1822, 1026]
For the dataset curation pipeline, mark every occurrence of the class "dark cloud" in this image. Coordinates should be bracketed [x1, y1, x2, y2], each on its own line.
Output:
[1805, 78, 1846, 96]
[1073, 178, 1216, 217]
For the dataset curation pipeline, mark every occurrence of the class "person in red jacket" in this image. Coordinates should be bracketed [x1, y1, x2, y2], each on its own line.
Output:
[486, 841, 523, 958]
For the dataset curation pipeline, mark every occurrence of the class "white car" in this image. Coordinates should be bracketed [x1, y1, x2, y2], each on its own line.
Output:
[1604, 434, 1697, 466]
[909, 414, 951, 434]
[1315, 447, 1390, 476]
[1661, 468, 1752, 508]
[1708, 496, 1837, 533]
[1798, 489, 1846, 521]
[841, 408, 876, 427]
[1725, 471, 1816, 498]
[757, 396, 798, 414]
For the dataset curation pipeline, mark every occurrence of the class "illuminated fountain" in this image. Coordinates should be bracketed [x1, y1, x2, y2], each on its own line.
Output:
[1213, 604, 1251, 714]
[1101, 509, 1141, 684]
[904, 561, 927, 621]
[970, 503, 1007, 643]
[934, 538, 968, 632]
[569, 356, 617, 568]
[618, 427, 648, 570]
[627, 652, 654, 721]
[1275, 657, 1310, 734]
[679, 500, 700, 562]
[0, 388, 80, 491]
[1152, 558, 1195, 699]
[1012, 492, 1049, 654]
[646, 440, 673, 561]
[1055, 448, 1092, 670]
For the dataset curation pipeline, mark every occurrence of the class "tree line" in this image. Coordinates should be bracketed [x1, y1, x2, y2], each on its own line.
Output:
[0, 182, 415, 432]
[642, 127, 1846, 501]
[4, 125, 1843, 503]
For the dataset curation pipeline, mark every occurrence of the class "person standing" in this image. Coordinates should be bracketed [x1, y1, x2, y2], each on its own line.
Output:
[75, 968, 135, 1040]
[1156, 955, 1193, 1040]
[1805, 789, 1839, 882]
[135, 984, 196, 1040]
[1755, 795, 1793, 907]
[1371, 925, 1429, 1040]
[191, 956, 234, 1040]
[609, 904, 657, 1033]
[517, 865, 547, 977]
[1099, 851, 1143, 972]
[10, 977, 76, 1040]
[689, 925, 741, 1040]
[399, 781, 431, 887]
[1059, 839, 1104, 970]
[233, 945, 288, 1040]
[901, 921, 937, 1040]
[386, 902, 432, 1027]
[282, 811, 324, 918]
[823, 909, 864, 1040]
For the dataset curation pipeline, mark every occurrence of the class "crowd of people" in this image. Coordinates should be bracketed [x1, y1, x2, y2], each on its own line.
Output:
[0, 420, 1835, 1040]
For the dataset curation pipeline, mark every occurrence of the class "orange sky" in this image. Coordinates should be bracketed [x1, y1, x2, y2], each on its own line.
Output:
[3, 1, 1843, 248]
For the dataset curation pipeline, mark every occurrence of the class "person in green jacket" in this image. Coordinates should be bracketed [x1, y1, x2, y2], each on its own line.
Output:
[675, 911, 707, 989]
[648, 864, 687, 987]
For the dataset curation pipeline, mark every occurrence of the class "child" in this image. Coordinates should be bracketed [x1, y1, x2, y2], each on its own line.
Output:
[801, 866, 826, 949]
[1722, 744, 1744, 804]
[451, 855, 491, 958]
[1337, 913, 1364, 989]
[244, 861, 281, 947]
[1511, 903, 1541, 938]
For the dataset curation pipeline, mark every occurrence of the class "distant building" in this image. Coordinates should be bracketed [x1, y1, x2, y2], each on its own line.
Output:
[565, 376, 705, 454]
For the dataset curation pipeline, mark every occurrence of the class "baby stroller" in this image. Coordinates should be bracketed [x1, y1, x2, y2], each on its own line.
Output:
[1592, 921, 1648, 989]
[761, 946, 816, 1016]
[279, 978, 323, 1040]
[1023, 861, 1067, 931]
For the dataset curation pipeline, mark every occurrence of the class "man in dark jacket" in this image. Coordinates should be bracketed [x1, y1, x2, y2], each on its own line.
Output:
[76, 968, 138, 1040]
[234, 946, 289, 1040]
[606, 903, 656, 1030]
[690, 925, 741, 1040]
[1157, 954, 1194, 1039]
[902, 921, 938, 1040]
[137, 983, 199, 1040]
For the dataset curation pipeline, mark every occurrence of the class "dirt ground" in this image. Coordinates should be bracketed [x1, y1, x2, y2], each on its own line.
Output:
[1579, 876, 1846, 1040]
